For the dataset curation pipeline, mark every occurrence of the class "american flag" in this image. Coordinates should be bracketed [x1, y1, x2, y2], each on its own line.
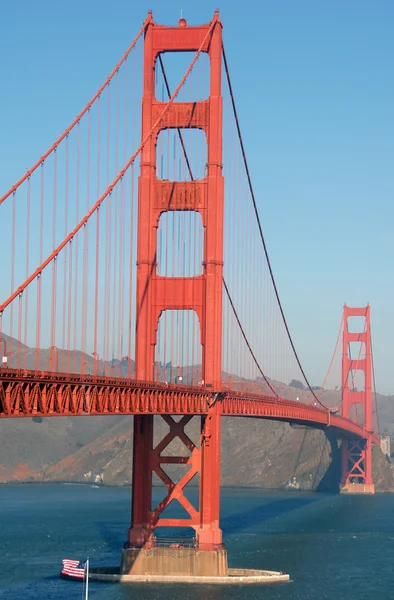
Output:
[61, 558, 87, 579]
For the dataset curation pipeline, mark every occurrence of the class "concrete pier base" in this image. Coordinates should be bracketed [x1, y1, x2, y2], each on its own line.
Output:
[89, 566, 290, 585]
[120, 545, 228, 577]
[340, 483, 375, 494]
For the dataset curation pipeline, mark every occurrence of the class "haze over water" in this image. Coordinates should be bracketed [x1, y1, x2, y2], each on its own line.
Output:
[0, 485, 393, 599]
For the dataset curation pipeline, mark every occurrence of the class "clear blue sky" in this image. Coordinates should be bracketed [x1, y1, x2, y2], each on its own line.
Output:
[0, 1, 393, 392]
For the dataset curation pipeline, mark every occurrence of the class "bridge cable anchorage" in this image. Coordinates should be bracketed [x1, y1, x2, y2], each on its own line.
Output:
[222, 44, 328, 410]
[157, 55, 276, 398]
[0, 21, 216, 315]
[0, 19, 149, 206]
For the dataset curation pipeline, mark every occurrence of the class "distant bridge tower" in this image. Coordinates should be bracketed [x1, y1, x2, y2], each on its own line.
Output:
[122, 11, 227, 576]
[340, 305, 375, 494]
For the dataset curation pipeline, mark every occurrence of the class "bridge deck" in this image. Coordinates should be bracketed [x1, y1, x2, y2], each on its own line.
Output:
[0, 370, 379, 444]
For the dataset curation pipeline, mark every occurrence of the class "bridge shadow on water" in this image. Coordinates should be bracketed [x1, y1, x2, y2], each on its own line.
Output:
[95, 428, 342, 551]
[220, 494, 320, 536]
[220, 430, 342, 536]
[288, 427, 341, 494]
[316, 432, 341, 492]
[95, 496, 321, 552]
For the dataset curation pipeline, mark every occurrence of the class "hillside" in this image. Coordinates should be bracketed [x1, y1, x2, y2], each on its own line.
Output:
[1, 414, 392, 492]
[0, 332, 393, 491]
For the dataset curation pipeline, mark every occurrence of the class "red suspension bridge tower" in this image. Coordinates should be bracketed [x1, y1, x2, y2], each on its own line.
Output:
[123, 10, 227, 575]
[340, 305, 375, 494]
[0, 6, 381, 581]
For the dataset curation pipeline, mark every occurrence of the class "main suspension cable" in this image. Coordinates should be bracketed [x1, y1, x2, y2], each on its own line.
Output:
[317, 315, 343, 399]
[0, 21, 217, 314]
[158, 55, 194, 181]
[223, 278, 279, 397]
[158, 54, 277, 397]
[222, 44, 328, 409]
[0, 17, 149, 205]
[370, 321, 380, 436]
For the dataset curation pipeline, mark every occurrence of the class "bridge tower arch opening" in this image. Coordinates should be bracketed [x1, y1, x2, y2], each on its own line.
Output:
[123, 10, 227, 576]
[340, 305, 375, 494]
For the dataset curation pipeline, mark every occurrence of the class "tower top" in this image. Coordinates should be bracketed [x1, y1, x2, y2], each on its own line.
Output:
[144, 9, 221, 27]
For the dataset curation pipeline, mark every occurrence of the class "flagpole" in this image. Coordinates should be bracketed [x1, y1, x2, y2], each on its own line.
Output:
[85, 557, 89, 599]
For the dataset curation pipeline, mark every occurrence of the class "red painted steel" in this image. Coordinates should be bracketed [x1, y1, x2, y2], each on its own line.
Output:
[133, 415, 202, 536]
[0, 16, 214, 318]
[130, 10, 224, 549]
[0, 10, 381, 557]
[0, 20, 148, 206]
[0, 370, 379, 445]
[340, 305, 374, 487]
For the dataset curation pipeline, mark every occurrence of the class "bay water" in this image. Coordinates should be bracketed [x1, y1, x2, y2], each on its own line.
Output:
[0, 485, 393, 599]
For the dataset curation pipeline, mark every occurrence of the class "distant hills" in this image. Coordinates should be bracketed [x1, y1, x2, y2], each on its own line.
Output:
[0, 334, 393, 491]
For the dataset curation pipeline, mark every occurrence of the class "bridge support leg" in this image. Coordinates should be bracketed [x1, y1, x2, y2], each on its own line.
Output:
[340, 437, 375, 494]
[123, 409, 227, 576]
[128, 415, 154, 546]
[340, 305, 375, 494]
[197, 406, 222, 548]
[124, 9, 227, 576]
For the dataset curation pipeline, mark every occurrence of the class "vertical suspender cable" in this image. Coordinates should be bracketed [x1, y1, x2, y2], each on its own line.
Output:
[51, 149, 58, 353]
[10, 191, 16, 354]
[94, 97, 101, 365]
[24, 178, 31, 369]
[62, 136, 69, 371]
[73, 122, 81, 372]
[82, 110, 91, 359]
[222, 45, 327, 408]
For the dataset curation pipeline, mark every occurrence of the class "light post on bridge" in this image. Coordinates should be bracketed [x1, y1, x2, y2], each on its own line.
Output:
[3, 351, 14, 369]
[46, 357, 54, 372]
[49, 346, 59, 372]
[81, 360, 89, 376]
[91, 352, 99, 376]
[0, 337, 7, 368]
[173, 365, 182, 384]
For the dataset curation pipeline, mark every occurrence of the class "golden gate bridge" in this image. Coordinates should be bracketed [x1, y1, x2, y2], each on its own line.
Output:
[0, 10, 380, 577]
